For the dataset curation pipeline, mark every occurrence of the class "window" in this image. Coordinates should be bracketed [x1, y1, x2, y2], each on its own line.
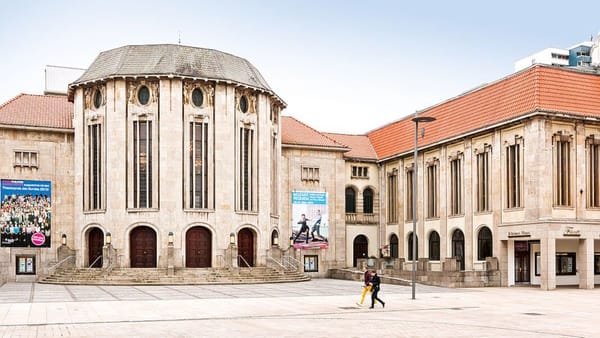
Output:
[556, 253, 576, 275]
[477, 227, 493, 260]
[407, 232, 418, 261]
[476, 146, 491, 212]
[506, 137, 523, 208]
[345, 187, 356, 213]
[304, 255, 318, 272]
[189, 122, 209, 209]
[87, 124, 102, 210]
[271, 135, 278, 214]
[238, 127, 255, 211]
[449, 153, 463, 215]
[554, 133, 571, 206]
[93, 89, 102, 109]
[137, 85, 150, 105]
[535, 252, 541, 276]
[133, 120, 153, 208]
[240, 95, 248, 113]
[13, 151, 38, 168]
[351, 166, 369, 178]
[301, 166, 320, 182]
[595, 254, 600, 275]
[191, 88, 204, 107]
[390, 234, 398, 258]
[387, 170, 397, 223]
[426, 160, 438, 218]
[363, 188, 373, 213]
[587, 136, 600, 208]
[15, 255, 36, 275]
[428, 231, 440, 261]
[406, 165, 414, 221]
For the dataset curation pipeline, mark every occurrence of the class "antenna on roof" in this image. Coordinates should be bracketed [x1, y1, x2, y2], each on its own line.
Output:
[178, 30, 181, 45]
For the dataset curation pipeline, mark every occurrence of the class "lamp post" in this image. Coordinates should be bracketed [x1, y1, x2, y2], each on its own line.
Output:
[411, 114, 436, 300]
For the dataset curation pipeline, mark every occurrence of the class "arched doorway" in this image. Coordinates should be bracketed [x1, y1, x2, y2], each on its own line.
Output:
[130, 226, 157, 268]
[237, 228, 254, 267]
[452, 229, 465, 270]
[186, 226, 212, 268]
[353, 235, 368, 267]
[389, 234, 399, 258]
[88, 227, 104, 268]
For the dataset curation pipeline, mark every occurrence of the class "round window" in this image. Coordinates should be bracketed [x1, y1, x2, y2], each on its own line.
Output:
[137, 86, 150, 105]
[191, 88, 204, 107]
[240, 95, 248, 113]
[93, 89, 102, 109]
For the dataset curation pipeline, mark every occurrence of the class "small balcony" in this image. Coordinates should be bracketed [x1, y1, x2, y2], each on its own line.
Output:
[345, 213, 378, 225]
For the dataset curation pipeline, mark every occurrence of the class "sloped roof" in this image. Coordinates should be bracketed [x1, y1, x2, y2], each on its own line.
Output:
[281, 116, 348, 150]
[324, 133, 378, 160]
[368, 65, 600, 160]
[0, 93, 73, 130]
[69, 44, 284, 104]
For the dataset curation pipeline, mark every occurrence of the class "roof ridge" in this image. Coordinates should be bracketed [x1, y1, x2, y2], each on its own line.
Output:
[283, 116, 348, 149]
[0, 93, 26, 111]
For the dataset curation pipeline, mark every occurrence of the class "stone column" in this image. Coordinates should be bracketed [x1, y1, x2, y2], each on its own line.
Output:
[167, 243, 175, 276]
[578, 238, 594, 289]
[540, 236, 556, 290]
[498, 241, 509, 286]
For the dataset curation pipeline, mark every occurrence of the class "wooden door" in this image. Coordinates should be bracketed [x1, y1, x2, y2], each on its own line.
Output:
[353, 235, 368, 267]
[88, 228, 104, 268]
[237, 228, 254, 267]
[186, 226, 212, 268]
[130, 226, 157, 268]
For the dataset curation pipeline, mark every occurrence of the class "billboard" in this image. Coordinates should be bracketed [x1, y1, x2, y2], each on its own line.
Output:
[0, 180, 52, 247]
[291, 191, 328, 249]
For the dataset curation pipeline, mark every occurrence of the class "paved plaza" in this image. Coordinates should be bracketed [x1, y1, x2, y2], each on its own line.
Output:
[0, 279, 598, 337]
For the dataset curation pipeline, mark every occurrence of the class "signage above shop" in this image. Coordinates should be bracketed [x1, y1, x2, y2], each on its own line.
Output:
[508, 231, 531, 238]
[563, 226, 581, 237]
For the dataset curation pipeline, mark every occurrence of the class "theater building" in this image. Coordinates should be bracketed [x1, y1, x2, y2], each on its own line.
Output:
[1, 44, 599, 289]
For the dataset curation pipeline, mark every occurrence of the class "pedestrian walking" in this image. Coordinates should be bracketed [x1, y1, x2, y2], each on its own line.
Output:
[369, 270, 385, 309]
[358, 266, 373, 305]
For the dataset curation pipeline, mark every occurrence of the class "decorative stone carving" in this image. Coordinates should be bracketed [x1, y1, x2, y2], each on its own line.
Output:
[235, 88, 257, 114]
[183, 81, 214, 108]
[83, 85, 106, 110]
[128, 80, 159, 106]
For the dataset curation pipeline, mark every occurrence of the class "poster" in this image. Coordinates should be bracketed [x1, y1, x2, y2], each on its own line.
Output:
[291, 191, 328, 249]
[0, 179, 52, 247]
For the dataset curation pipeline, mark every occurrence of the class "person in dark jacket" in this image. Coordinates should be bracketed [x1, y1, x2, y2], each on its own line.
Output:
[293, 214, 310, 243]
[369, 270, 385, 309]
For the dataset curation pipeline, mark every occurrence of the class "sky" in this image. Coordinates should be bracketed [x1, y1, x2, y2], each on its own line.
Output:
[1, 0, 600, 134]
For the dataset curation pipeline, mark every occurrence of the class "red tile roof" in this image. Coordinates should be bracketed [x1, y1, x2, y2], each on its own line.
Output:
[281, 116, 348, 150]
[0, 93, 73, 130]
[324, 133, 378, 160]
[368, 65, 600, 160]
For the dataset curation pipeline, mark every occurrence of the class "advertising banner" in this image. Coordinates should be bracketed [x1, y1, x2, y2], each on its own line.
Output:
[0, 179, 52, 247]
[291, 191, 328, 249]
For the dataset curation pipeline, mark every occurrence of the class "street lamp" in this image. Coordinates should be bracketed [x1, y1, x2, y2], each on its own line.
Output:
[411, 114, 436, 300]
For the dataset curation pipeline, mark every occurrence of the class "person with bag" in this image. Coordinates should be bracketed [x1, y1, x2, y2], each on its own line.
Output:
[358, 266, 373, 305]
[369, 270, 385, 309]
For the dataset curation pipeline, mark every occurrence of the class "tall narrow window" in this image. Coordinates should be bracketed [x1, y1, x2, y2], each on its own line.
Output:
[477, 226, 493, 260]
[345, 187, 356, 213]
[189, 122, 209, 208]
[363, 188, 373, 214]
[87, 124, 102, 210]
[506, 138, 523, 208]
[406, 165, 414, 221]
[133, 120, 153, 208]
[407, 232, 418, 261]
[428, 231, 440, 261]
[271, 135, 278, 214]
[587, 136, 600, 208]
[476, 147, 491, 212]
[239, 127, 255, 211]
[387, 170, 398, 223]
[449, 153, 463, 215]
[426, 160, 438, 218]
[554, 133, 571, 207]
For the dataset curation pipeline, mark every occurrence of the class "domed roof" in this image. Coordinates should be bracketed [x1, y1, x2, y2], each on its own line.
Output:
[69, 44, 283, 104]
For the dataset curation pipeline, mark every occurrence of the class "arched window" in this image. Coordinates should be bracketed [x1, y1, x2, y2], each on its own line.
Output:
[428, 231, 440, 261]
[407, 232, 418, 261]
[452, 229, 465, 270]
[389, 234, 398, 258]
[271, 230, 279, 247]
[363, 188, 373, 213]
[345, 187, 356, 213]
[477, 226, 493, 260]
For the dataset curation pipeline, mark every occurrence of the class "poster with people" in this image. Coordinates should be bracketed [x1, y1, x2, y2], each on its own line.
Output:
[0, 179, 52, 247]
[291, 191, 328, 249]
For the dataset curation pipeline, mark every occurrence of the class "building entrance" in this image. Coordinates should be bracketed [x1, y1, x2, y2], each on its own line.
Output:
[353, 235, 368, 267]
[186, 226, 212, 268]
[237, 228, 254, 267]
[514, 241, 530, 283]
[130, 226, 157, 268]
[88, 228, 104, 268]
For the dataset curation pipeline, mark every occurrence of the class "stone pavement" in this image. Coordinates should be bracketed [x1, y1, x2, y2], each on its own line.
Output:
[0, 279, 598, 337]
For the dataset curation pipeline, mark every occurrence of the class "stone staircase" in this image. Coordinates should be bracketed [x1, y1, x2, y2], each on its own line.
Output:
[39, 266, 310, 285]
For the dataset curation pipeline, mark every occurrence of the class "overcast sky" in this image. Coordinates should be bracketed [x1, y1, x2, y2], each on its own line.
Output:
[1, 0, 600, 133]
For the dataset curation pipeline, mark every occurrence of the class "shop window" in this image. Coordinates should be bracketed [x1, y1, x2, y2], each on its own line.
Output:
[595, 254, 600, 275]
[535, 252, 541, 276]
[16, 255, 36, 275]
[556, 252, 576, 275]
[304, 255, 318, 272]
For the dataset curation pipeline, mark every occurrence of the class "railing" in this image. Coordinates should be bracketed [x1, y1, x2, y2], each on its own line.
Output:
[87, 255, 103, 269]
[237, 255, 252, 271]
[345, 213, 378, 224]
[282, 255, 302, 271]
[46, 255, 75, 275]
[266, 256, 286, 272]
[216, 254, 226, 268]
